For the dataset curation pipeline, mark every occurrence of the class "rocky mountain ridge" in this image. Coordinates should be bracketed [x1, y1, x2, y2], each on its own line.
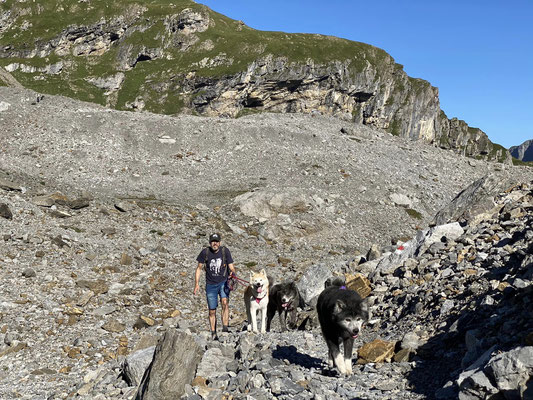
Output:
[510, 139, 533, 162]
[0, 87, 532, 399]
[0, 0, 510, 162]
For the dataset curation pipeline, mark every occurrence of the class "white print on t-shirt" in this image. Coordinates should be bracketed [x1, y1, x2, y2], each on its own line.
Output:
[210, 258, 222, 275]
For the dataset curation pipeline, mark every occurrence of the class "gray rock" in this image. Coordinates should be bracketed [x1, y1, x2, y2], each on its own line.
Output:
[0, 177, 21, 191]
[486, 346, 533, 393]
[296, 263, 333, 306]
[440, 300, 454, 315]
[196, 347, 232, 379]
[417, 222, 465, 255]
[400, 332, 420, 351]
[135, 329, 202, 400]
[366, 244, 381, 261]
[0, 203, 13, 219]
[389, 193, 412, 208]
[114, 201, 136, 212]
[433, 174, 513, 225]
[86, 73, 125, 92]
[22, 268, 36, 278]
[279, 377, 306, 395]
[93, 306, 117, 316]
[458, 369, 498, 400]
[509, 139, 533, 162]
[457, 345, 498, 390]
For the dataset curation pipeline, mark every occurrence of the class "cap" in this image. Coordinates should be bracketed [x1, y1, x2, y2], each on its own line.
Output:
[209, 233, 221, 242]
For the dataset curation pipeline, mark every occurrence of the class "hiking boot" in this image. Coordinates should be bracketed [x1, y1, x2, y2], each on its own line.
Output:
[211, 331, 219, 341]
[222, 325, 229, 333]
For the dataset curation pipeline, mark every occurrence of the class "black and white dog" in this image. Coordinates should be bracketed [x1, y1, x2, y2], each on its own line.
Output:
[316, 279, 369, 375]
[266, 281, 304, 332]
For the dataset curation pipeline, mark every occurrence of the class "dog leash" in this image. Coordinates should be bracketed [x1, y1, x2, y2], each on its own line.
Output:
[227, 273, 249, 290]
[231, 273, 250, 286]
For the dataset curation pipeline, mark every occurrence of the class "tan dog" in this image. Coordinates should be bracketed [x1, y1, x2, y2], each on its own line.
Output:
[244, 269, 270, 333]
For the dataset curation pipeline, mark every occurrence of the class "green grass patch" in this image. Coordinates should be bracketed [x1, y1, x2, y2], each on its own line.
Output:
[242, 261, 257, 268]
[388, 118, 402, 136]
[439, 134, 450, 147]
[408, 77, 429, 95]
[511, 157, 533, 167]
[236, 107, 262, 118]
[405, 208, 422, 220]
[489, 142, 509, 163]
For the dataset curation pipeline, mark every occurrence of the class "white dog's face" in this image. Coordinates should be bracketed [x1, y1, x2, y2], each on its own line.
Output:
[250, 269, 268, 294]
[334, 299, 368, 338]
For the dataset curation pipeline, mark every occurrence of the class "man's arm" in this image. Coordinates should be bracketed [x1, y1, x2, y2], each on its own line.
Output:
[193, 262, 204, 295]
[228, 263, 236, 276]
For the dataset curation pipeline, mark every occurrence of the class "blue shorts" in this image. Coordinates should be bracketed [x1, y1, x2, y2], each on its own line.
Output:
[206, 281, 230, 310]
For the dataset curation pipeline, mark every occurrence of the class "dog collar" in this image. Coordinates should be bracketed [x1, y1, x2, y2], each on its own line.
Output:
[340, 285, 346, 290]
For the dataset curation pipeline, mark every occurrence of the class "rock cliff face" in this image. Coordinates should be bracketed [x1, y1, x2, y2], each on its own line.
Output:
[510, 139, 533, 162]
[0, 0, 511, 162]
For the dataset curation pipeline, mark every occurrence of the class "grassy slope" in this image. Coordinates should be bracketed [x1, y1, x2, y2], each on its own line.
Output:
[0, 0, 398, 113]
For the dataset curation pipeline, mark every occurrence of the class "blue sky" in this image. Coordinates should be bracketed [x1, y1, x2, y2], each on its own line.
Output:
[197, 0, 532, 148]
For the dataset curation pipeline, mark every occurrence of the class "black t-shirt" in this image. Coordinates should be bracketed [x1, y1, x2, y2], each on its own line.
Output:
[196, 246, 234, 285]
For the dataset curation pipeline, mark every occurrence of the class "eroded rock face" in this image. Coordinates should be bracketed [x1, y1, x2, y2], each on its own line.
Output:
[165, 8, 210, 36]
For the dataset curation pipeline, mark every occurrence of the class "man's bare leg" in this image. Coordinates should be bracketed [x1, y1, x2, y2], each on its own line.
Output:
[209, 309, 217, 334]
[221, 298, 229, 332]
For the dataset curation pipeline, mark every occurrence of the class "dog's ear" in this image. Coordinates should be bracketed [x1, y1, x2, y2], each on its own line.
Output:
[334, 299, 346, 314]
[324, 276, 345, 289]
[260, 269, 266, 277]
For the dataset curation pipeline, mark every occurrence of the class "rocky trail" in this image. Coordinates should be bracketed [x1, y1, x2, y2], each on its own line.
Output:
[0, 87, 531, 399]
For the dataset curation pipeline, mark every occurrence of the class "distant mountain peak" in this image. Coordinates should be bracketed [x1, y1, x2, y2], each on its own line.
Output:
[509, 139, 533, 162]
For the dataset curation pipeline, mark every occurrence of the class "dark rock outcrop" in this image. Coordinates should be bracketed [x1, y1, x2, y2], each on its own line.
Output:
[510, 139, 533, 162]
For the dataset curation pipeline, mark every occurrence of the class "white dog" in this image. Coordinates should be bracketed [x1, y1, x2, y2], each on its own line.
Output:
[244, 269, 270, 333]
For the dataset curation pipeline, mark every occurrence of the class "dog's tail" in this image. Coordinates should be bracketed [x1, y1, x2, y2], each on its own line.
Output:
[267, 275, 274, 288]
[324, 276, 346, 289]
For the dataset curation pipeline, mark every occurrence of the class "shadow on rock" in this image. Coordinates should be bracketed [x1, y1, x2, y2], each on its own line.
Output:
[405, 271, 532, 399]
[272, 345, 323, 370]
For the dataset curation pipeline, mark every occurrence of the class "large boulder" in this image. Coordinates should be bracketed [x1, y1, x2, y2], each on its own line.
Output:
[487, 346, 533, 396]
[122, 346, 156, 387]
[135, 329, 202, 400]
[415, 222, 464, 255]
[196, 347, 233, 379]
[369, 222, 464, 281]
[234, 188, 310, 220]
[433, 174, 514, 225]
[296, 263, 333, 306]
[457, 346, 533, 400]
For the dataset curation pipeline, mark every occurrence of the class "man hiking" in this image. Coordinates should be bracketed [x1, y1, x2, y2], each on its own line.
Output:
[194, 233, 236, 340]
